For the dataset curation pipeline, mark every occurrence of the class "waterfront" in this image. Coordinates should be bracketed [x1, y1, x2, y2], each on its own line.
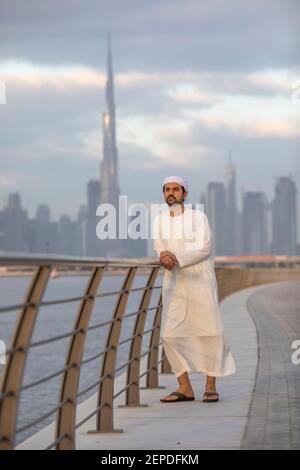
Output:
[0, 273, 162, 445]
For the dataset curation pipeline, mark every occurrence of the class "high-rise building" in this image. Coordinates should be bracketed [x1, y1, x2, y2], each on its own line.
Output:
[224, 157, 237, 255]
[242, 191, 269, 255]
[99, 35, 120, 208]
[272, 176, 297, 255]
[35, 204, 51, 253]
[97, 36, 146, 258]
[96, 36, 123, 257]
[85, 179, 100, 256]
[0, 193, 29, 252]
[57, 214, 81, 256]
[206, 182, 226, 255]
[77, 203, 88, 256]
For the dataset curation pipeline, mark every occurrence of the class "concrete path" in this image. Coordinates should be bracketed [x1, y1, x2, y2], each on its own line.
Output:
[17, 280, 300, 450]
[242, 280, 300, 449]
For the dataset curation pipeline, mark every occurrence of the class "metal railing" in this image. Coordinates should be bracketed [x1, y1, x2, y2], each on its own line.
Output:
[0, 253, 300, 450]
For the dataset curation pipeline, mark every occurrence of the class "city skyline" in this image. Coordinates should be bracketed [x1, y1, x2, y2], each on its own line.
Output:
[0, 167, 298, 256]
[0, 159, 298, 228]
[0, 38, 298, 255]
[0, 0, 299, 241]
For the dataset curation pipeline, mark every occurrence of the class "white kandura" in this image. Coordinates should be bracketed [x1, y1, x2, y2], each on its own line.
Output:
[153, 207, 236, 378]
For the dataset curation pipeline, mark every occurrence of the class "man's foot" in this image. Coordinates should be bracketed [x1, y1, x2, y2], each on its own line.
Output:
[160, 388, 194, 402]
[202, 388, 219, 402]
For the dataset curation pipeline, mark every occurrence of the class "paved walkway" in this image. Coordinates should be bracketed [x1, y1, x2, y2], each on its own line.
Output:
[242, 280, 300, 449]
[17, 280, 300, 450]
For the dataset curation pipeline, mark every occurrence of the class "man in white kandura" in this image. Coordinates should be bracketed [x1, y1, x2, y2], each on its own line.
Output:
[153, 176, 236, 403]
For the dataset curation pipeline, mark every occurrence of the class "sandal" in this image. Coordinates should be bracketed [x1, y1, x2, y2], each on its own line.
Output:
[202, 391, 219, 402]
[160, 391, 195, 403]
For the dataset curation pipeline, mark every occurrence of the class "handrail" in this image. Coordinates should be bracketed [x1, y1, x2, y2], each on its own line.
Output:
[0, 254, 300, 449]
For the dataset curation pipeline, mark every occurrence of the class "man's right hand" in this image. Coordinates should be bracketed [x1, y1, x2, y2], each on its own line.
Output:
[159, 251, 178, 271]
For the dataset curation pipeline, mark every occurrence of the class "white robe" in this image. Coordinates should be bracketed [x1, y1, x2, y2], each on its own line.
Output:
[153, 207, 236, 378]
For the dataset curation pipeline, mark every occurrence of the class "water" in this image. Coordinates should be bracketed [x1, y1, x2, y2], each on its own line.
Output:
[0, 271, 162, 446]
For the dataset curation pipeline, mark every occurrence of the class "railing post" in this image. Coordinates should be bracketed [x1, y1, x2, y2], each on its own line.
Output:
[0, 265, 51, 450]
[161, 348, 172, 374]
[143, 291, 165, 389]
[55, 266, 105, 450]
[88, 266, 137, 434]
[121, 266, 160, 407]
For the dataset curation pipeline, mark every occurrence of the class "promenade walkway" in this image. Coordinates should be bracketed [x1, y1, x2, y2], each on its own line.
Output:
[17, 280, 300, 450]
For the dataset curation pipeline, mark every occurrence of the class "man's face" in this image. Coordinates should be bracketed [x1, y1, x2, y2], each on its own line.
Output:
[163, 182, 187, 207]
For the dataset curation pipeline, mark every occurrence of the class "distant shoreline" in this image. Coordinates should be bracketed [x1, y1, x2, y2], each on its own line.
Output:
[0, 268, 161, 278]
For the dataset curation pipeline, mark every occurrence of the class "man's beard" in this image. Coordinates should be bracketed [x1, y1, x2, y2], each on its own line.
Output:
[167, 198, 176, 206]
[167, 197, 183, 206]
[167, 201, 183, 214]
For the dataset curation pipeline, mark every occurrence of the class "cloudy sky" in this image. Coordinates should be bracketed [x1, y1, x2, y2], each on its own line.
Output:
[0, 0, 299, 223]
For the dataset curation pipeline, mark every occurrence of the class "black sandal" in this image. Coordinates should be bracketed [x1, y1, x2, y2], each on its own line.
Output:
[202, 391, 219, 402]
[160, 391, 195, 403]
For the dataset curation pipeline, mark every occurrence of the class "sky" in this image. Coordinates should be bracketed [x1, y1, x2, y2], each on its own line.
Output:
[0, 0, 299, 224]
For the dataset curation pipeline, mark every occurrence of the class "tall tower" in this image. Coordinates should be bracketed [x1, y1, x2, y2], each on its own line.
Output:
[225, 154, 237, 255]
[242, 191, 269, 255]
[98, 35, 125, 257]
[100, 34, 120, 207]
[206, 182, 227, 256]
[97, 36, 147, 258]
[272, 176, 297, 255]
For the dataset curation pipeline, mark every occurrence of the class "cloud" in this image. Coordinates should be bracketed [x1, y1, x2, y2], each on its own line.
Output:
[167, 84, 220, 107]
[0, 0, 299, 223]
[199, 115, 300, 139]
[1, 59, 297, 108]
[0, 0, 299, 71]
[0, 60, 106, 89]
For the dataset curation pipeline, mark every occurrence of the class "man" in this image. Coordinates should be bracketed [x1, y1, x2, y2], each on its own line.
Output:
[153, 175, 236, 403]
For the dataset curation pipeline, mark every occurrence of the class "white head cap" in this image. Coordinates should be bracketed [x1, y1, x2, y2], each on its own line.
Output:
[162, 175, 189, 193]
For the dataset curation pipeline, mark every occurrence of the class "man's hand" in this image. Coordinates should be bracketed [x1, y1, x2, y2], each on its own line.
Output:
[159, 251, 179, 271]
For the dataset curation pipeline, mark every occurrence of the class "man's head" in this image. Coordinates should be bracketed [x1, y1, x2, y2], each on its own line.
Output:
[162, 175, 188, 207]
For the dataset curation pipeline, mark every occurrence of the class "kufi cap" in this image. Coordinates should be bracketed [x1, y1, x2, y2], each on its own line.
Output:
[162, 175, 189, 192]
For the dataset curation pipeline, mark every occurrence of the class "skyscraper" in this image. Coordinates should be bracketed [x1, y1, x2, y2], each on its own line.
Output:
[85, 180, 100, 256]
[272, 176, 297, 255]
[206, 182, 226, 255]
[242, 191, 269, 255]
[97, 36, 124, 257]
[0, 193, 28, 252]
[99, 35, 120, 208]
[224, 157, 237, 255]
[35, 204, 51, 253]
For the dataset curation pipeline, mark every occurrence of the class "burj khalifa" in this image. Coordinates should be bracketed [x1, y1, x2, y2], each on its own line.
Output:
[95, 36, 147, 258]
[100, 35, 120, 208]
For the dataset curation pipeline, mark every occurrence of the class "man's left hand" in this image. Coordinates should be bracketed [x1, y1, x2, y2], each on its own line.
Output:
[160, 251, 179, 270]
